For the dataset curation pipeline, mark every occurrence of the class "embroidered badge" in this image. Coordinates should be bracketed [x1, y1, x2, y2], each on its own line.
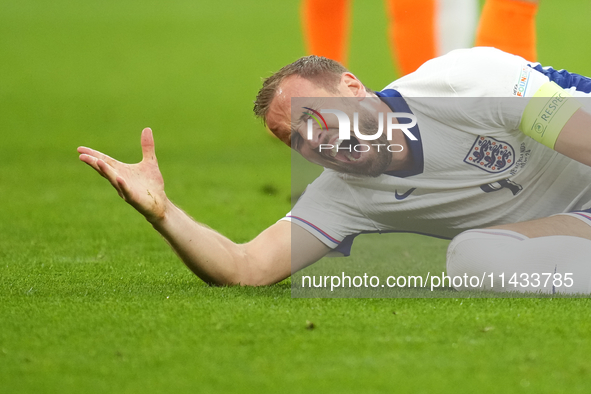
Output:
[464, 136, 515, 173]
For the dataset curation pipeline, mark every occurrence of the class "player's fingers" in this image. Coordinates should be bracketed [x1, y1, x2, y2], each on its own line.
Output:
[81, 155, 125, 199]
[140, 128, 157, 163]
[97, 159, 124, 195]
[116, 176, 133, 202]
[79, 154, 107, 179]
[77, 146, 119, 167]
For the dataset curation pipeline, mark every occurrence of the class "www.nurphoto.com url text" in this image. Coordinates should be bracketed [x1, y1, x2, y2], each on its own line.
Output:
[299, 272, 575, 292]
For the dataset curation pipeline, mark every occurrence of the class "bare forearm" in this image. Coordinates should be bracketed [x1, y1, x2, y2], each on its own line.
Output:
[78, 130, 293, 286]
[150, 200, 249, 285]
[555, 109, 591, 167]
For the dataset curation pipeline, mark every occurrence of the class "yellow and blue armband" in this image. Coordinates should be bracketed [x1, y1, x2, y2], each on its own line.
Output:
[519, 81, 582, 149]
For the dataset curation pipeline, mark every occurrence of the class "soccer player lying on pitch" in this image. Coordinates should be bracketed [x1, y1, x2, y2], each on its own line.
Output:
[79, 47, 591, 294]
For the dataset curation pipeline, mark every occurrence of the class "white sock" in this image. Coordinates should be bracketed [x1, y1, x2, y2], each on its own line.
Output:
[447, 229, 591, 294]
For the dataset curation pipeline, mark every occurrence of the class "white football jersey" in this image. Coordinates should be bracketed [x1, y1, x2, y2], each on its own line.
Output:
[283, 47, 591, 255]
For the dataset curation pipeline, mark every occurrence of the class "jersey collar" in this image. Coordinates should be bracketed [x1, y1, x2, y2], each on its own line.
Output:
[375, 89, 424, 178]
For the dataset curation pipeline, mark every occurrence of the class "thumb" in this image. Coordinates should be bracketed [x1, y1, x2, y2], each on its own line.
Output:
[141, 128, 157, 162]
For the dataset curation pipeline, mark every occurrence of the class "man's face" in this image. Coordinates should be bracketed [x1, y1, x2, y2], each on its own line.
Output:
[266, 75, 392, 177]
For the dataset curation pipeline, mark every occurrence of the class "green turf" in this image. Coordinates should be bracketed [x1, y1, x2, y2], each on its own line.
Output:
[2, 0, 591, 392]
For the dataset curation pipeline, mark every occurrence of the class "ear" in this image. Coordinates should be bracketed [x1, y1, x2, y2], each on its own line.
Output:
[340, 72, 366, 98]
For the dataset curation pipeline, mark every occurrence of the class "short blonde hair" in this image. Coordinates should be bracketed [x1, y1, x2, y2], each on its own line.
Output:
[253, 55, 348, 127]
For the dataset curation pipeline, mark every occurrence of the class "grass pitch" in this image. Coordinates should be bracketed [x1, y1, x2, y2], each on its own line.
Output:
[1, 0, 591, 392]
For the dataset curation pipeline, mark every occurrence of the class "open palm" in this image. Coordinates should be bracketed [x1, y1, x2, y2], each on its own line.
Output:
[78, 128, 167, 223]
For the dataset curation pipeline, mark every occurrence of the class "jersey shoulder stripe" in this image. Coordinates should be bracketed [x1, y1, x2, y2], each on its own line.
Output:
[287, 215, 341, 245]
[529, 64, 591, 93]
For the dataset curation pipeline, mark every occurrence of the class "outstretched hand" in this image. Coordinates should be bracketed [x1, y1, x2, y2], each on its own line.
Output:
[78, 128, 168, 223]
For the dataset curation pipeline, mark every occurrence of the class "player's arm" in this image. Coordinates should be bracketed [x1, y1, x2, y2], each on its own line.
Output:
[519, 81, 591, 167]
[78, 128, 330, 286]
[553, 108, 591, 167]
[447, 49, 591, 167]
[150, 208, 329, 285]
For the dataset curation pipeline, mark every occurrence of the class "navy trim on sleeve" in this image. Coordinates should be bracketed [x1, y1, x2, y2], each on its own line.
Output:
[529, 64, 591, 93]
[334, 230, 452, 257]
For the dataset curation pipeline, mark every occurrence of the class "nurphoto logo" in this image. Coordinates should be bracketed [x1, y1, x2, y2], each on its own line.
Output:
[303, 107, 418, 153]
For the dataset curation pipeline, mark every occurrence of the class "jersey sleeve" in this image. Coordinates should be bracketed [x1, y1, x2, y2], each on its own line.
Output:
[391, 47, 554, 139]
[279, 171, 378, 250]
[441, 47, 550, 135]
[445, 47, 548, 97]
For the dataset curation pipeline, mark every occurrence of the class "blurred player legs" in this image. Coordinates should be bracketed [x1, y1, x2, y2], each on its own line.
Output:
[301, 0, 352, 67]
[386, 0, 477, 75]
[301, 0, 539, 75]
[476, 0, 539, 62]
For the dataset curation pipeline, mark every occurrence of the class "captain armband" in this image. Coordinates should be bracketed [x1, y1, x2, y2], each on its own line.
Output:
[519, 81, 582, 149]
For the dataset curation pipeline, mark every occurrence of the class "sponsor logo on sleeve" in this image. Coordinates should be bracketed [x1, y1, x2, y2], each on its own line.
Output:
[513, 65, 532, 97]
